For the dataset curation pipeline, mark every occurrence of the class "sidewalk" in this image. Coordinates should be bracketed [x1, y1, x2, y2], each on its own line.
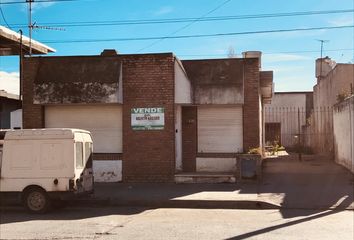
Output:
[78, 155, 354, 211]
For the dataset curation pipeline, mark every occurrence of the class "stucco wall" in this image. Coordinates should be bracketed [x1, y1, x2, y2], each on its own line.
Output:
[333, 96, 354, 173]
[174, 60, 192, 104]
[312, 64, 354, 155]
[314, 64, 354, 108]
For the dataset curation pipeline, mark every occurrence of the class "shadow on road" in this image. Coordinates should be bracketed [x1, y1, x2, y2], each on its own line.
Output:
[1, 154, 352, 225]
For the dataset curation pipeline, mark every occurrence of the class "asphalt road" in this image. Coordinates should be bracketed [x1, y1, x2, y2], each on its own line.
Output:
[0, 207, 353, 240]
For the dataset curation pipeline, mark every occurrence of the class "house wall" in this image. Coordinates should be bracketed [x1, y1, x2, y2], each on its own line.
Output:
[333, 96, 354, 173]
[22, 53, 269, 181]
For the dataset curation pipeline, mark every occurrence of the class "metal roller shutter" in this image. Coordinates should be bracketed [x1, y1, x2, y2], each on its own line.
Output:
[45, 105, 122, 153]
[198, 106, 243, 153]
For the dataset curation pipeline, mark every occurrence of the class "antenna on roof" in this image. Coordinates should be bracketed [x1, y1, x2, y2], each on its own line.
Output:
[26, 0, 65, 56]
[316, 39, 329, 81]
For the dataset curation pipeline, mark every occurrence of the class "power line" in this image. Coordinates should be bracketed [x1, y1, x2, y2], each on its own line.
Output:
[137, 0, 233, 52]
[40, 25, 354, 44]
[0, 0, 83, 4]
[0, 0, 11, 29]
[8, 9, 354, 28]
[178, 48, 354, 57]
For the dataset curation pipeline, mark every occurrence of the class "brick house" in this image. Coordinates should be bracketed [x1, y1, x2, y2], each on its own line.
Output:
[22, 50, 273, 183]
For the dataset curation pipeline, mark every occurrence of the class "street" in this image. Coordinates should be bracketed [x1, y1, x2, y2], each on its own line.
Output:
[0, 207, 353, 240]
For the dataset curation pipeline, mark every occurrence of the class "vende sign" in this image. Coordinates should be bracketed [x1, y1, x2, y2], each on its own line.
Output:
[131, 107, 165, 130]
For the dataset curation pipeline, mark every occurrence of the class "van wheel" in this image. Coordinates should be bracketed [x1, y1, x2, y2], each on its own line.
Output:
[23, 188, 51, 213]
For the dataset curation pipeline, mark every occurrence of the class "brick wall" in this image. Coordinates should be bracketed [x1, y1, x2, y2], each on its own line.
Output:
[122, 53, 176, 182]
[182, 106, 197, 172]
[243, 58, 261, 151]
[22, 57, 44, 129]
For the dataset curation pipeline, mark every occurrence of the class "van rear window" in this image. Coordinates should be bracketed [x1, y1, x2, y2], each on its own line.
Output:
[85, 142, 93, 168]
[75, 142, 84, 168]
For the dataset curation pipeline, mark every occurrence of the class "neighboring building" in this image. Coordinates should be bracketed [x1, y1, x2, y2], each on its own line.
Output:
[264, 92, 313, 148]
[309, 57, 354, 155]
[0, 90, 21, 129]
[0, 25, 55, 55]
[1, 25, 54, 129]
[22, 50, 273, 183]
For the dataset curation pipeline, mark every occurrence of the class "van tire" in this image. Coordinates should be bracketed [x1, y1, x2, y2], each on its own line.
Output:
[22, 187, 51, 214]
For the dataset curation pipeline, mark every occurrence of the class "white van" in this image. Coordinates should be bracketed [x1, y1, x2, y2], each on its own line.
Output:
[0, 128, 94, 213]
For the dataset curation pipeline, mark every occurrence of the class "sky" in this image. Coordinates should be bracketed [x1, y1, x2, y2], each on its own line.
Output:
[0, 0, 353, 94]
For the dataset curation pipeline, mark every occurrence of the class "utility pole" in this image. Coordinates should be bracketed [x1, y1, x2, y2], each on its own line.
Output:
[19, 30, 23, 103]
[26, 0, 34, 56]
[317, 39, 329, 81]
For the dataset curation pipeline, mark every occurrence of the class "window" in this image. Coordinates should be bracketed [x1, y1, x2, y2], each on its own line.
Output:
[75, 142, 84, 168]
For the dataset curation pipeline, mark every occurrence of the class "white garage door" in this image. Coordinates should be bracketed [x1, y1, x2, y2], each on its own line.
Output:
[45, 105, 122, 153]
[198, 106, 243, 153]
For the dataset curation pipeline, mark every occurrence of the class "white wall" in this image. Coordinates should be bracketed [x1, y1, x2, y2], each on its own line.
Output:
[175, 105, 182, 171]
[333, 96, 354, 173]
[196, 158, 236, 172]
[174, 60, 192, 104]
[93, 160, 122, 182]
[10, 109, 22, 129]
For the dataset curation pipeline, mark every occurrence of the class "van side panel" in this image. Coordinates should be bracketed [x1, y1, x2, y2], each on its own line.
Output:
[0, 139, 74, 192]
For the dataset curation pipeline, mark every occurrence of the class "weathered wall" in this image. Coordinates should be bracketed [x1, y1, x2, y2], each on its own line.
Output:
[93, 160, 122, 182]
[333, 96, 354, 173]
[314, 64, 354, 108]
[196, 157, 236, 172]
[33, 56, 122, 104]
[182, 59, 244, 104]
[122, 53, 175, 182]
[312, 64, 354, 155]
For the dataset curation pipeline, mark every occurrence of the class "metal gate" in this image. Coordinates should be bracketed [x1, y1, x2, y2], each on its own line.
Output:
[264, 106, 334, 156]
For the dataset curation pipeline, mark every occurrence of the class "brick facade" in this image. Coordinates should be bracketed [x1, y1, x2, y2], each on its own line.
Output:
[121, 53, 176, 182]
[22, 58, 45, 129]
[243, 58, 261, 151]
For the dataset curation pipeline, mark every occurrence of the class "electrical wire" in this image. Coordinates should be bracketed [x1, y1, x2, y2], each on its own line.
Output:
[137, 0, 233, 52]
[0, 0, 83, 4]
[40, 25, 354, 44]
[177, 48, 354, 57]
[8, 9, 354, 28]
[0, 0, 12, 29]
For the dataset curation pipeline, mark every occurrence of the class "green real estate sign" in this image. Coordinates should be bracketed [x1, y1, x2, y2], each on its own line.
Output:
[131, 107, 165, 130]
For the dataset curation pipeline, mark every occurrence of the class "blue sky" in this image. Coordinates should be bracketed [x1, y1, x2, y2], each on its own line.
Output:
[0, 0, 353, 94]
